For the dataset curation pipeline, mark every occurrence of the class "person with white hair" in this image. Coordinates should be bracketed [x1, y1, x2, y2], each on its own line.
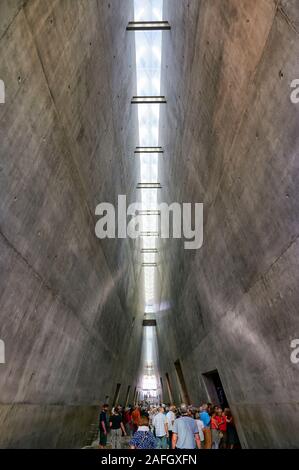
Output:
[166, 405, 176, 448]
[152, 406, 168, 449]
[195, 411, 205, 448]
[172, 404, 201, 450]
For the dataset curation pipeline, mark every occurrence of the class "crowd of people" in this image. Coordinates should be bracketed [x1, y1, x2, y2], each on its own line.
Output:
[98, 402, 240, 450]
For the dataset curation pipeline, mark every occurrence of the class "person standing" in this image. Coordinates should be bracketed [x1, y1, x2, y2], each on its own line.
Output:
[99, 404, 110, 449]
[211, 407, 221, 449]
[152, 407, 168, 449]
[131, 406, 141, 434]
[148, 407, 155, 431]
[217, 408, 228, 449]
[225, 409, 239, 449]
[195, 412, 205, 448]
[172, 404, 201, 450]
[129, 416, 157, 449]
[166, 405, 176, 448]
[200, 404, 212, 449]
[109, 406, 127, 449]
[124, 407, 133, 436]
[141, 407, 149, 418]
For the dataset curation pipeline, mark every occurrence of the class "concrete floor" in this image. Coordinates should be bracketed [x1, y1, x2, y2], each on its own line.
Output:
[0, 0, 298, 449]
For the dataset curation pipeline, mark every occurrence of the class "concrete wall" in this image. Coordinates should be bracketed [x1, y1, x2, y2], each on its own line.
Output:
[157, 0, 299, 449]
[0, 0, 142, 448]
[1, 0, 298, 450]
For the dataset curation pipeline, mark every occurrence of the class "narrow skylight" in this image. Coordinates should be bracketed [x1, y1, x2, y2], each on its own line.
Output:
[134, 0, 164, 396]
[134, 0, 163, 309]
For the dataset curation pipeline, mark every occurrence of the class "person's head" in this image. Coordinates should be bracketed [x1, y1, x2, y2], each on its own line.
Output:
[102, 404, 109, 412]
[216, 407, 223, 416]
[179, 404, 188, 416]
[201, 404, 208, 412]
[224, 408, 232, 418]
[170, 405, 176, 412]
[158, 406, 165, 414]
[138, 416, 149, 427]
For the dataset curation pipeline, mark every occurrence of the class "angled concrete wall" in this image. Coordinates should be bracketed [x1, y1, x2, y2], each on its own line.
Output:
[1, 0, 298, 450]
[0, 0, 141, 448]
[158, 0, 299, 449]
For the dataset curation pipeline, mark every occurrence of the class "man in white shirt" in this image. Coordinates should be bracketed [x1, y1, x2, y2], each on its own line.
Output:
[152, 407, 168, 449]
[166, 405, 176, 448]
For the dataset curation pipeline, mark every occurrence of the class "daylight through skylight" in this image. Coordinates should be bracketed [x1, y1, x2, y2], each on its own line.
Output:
[134, 0, 164, 394]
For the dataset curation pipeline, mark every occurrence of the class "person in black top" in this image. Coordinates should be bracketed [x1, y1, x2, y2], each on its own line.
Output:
[110, 406, 127, 449]
[99, 404, 109, 448]
[141, 407, 150, 419]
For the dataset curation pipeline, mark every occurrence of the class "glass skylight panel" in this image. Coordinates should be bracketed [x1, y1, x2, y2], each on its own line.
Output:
[134, 0, 163, 22]
[142, 214, 158, 230]
[143, 253, 157, 264]
[145, 304, 155, 314]
[140, 154, 159, 183]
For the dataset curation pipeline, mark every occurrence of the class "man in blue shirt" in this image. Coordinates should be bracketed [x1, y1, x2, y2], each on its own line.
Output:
[172, 404, 201, 449]
[200, 404, 211, 449]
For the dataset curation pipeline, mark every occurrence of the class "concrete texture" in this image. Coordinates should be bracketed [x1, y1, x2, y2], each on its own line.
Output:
[157, 0, 299, 449]
[0, 0, 142, 448]
[1, 0, 299, 450]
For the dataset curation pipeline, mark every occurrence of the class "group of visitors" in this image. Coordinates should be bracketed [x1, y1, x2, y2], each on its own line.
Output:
[99, 402, 239, 450]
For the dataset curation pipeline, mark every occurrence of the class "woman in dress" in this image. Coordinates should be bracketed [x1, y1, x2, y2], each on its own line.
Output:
[225, 409, 239, 449]
[129, 416, 157, 450]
